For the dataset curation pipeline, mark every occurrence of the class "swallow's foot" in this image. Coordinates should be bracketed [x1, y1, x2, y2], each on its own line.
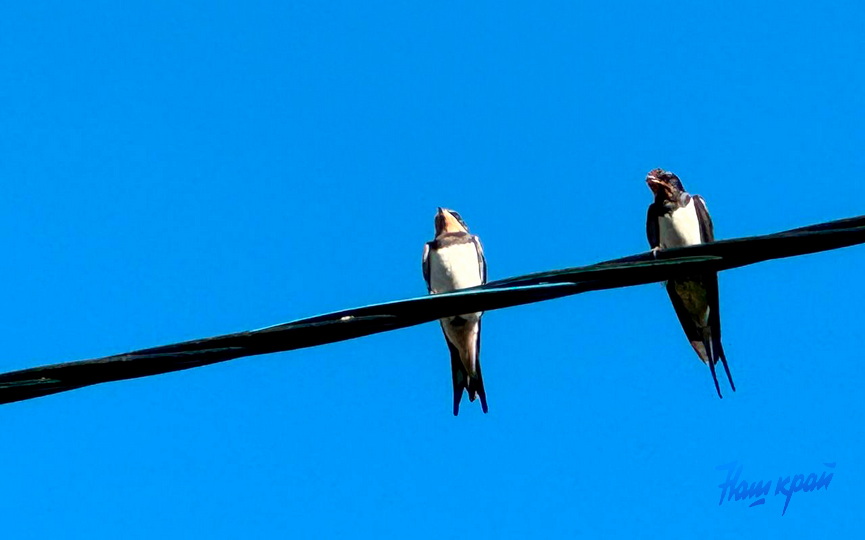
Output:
[651, 247, 661, 259]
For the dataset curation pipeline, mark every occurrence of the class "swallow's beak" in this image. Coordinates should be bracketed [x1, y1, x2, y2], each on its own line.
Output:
[434, 207, 447, 236]
[646, 175, 667, 195]
[435, 207, 465, 234]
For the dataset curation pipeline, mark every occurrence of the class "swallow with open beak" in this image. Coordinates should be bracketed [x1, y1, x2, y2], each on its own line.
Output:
[645, 169, 735, 398]
[422, 208, 488, 415]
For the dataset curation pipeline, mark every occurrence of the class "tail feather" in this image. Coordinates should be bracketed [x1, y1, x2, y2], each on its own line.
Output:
[445, 336, 467, 416]
[471, 319, 488, 413]
[703, 330, 735, 398]
[668, 277, 735, 399]
[714, 337, 735, 392]
[705, 335, 723, 399]
[468, 363, 488, 414]
[448, 345, 466, 416]
[450, 357, 489, 415]
[445, 322, 488, 416]
[706, 272, 735, 395]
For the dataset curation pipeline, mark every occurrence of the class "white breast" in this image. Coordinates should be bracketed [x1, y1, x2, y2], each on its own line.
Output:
[428, 242, 482, 294]
[659, 200, 703, 248]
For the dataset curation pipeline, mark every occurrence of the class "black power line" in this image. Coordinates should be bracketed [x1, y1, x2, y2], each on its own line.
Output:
[0, 215, 863, 405]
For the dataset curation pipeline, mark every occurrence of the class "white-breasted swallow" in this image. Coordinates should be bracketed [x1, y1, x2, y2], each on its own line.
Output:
[645, 169, 735, 398]
[422, 208, 488, 415]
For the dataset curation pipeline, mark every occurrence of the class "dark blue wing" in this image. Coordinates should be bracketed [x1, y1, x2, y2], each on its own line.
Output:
[693, 195, 715, 243]
[646, 204, 662, 249]
[473, 235, 487, 284]
[422, 242, 433, 293]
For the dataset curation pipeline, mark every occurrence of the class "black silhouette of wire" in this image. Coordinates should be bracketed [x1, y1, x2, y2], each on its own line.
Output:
[0, 214, 862, 405]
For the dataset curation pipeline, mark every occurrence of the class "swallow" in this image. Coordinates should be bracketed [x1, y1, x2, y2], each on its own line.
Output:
[645, 168, 735, 398]
[422, 208, 488, 415]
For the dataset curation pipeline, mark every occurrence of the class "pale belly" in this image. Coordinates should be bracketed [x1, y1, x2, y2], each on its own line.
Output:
[428, 243, 483, 293]
[659, 200, 702, 248]
[429, 242, 483, 325]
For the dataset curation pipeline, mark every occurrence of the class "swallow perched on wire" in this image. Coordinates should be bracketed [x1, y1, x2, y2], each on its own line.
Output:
[422, 208, 488, 415]
[645, 169, 735, 398]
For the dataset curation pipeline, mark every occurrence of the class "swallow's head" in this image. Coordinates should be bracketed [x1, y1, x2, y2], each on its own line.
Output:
[434, 207, 469, 236]
[646, 168, 685, 201]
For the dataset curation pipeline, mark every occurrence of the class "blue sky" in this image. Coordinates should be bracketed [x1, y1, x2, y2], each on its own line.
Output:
[0, 1, 862, 537]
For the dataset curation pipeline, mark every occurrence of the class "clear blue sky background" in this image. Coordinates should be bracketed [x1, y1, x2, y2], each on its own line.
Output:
[0, 1, 862, 537]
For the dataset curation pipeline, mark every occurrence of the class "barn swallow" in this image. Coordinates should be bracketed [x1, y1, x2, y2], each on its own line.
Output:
[422, 208, 488, 415]
[645, 169, 735, 398]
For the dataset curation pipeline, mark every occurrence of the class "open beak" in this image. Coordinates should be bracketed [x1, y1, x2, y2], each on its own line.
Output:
[646, 175, 669, 196]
